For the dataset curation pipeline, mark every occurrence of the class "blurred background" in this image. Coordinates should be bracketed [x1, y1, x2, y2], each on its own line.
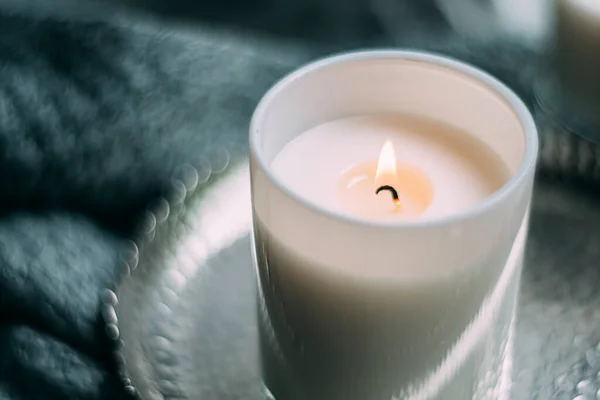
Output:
[1, 0, 553, 47]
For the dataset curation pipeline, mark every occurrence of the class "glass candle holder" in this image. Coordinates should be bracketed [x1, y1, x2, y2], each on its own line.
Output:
[249, 50, 538, 400]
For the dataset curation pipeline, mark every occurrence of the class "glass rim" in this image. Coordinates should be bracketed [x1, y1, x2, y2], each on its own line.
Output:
[249, 49, 539, 230]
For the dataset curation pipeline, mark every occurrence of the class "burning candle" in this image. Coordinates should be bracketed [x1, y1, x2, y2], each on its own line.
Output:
[250, 51, 538, 400]
[272, 115, 509, 223]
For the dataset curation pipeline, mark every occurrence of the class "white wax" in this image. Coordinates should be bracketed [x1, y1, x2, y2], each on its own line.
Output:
[271, 114, 509, 220]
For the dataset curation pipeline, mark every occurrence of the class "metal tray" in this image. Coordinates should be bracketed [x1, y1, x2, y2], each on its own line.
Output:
[105, 155, 600, 400]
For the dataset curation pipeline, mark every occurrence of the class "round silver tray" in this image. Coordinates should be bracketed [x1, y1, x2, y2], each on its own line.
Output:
[105, 158, 600, 400]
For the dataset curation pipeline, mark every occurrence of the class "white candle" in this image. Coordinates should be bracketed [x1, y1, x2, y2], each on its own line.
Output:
[250, 51, 538, 400]
[272, 114, 509, 223]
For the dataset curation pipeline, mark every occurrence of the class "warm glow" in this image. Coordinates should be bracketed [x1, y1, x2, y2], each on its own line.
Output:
[337, 138, 433, 219]
[376, 140, 397, 179]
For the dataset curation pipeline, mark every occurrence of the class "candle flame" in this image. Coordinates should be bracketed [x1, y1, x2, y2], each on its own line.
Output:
[376, 140, 397, 179]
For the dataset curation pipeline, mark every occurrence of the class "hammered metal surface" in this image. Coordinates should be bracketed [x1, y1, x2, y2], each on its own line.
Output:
[107, 157, 600, 400]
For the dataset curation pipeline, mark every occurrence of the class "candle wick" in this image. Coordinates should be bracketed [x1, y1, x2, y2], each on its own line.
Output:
[376, 185, 400, 204]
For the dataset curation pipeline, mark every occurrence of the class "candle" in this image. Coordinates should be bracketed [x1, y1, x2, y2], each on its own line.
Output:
[271, 115, 509, 222]
[555, 0, 600, 115]
[250, 51, 538, 400]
